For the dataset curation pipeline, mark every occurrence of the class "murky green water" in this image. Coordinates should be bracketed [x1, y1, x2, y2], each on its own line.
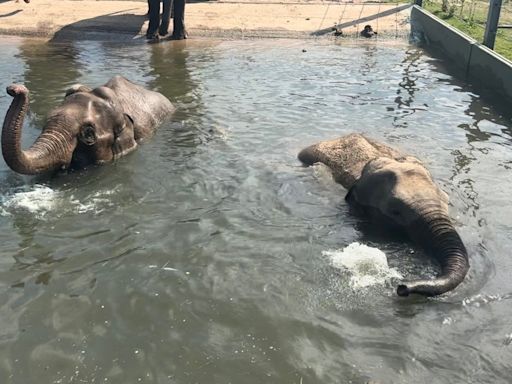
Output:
[1, 36, 511, 384]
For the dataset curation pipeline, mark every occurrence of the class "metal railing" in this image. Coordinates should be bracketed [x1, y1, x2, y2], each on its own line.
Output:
[418, 0, 512, 52]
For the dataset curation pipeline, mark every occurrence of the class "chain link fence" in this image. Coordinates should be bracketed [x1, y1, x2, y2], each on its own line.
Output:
[423, 0, 512, 59]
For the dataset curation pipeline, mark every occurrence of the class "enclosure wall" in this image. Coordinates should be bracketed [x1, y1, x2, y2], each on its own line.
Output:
[411, 5, 512, 101]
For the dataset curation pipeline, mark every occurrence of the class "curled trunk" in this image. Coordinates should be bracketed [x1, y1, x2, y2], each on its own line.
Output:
[2, 84, 75, 175]
[397, 210, 469, 297]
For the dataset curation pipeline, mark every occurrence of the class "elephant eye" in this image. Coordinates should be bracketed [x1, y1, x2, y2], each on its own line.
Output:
[391, 209, 402, 217]
[79, 124, 97, 146]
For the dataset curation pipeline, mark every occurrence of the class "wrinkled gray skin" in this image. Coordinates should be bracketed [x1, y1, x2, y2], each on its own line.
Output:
[2, 76, 175, 175]
[298, 133, 469, 297]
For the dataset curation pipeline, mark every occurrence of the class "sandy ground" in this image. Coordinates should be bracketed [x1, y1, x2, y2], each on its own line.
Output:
[0, 0, 411, 40]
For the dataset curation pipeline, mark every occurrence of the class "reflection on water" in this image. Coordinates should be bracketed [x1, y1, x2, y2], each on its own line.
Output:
[16, 40, 83, 125]
[392, 48, 427, 128]
[1, 36, 512, 384]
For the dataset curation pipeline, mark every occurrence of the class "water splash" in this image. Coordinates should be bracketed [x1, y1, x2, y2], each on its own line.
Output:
[323, 242, 402, 289]
[70, 189, 117, 214]
[442, 317, 454, 326]
[1, 185, 59, 218]
[1, 185, 118, 218]
[462, 293, 511, 307]
[0, 206, 9, 217]
[504, 333, 512, 346]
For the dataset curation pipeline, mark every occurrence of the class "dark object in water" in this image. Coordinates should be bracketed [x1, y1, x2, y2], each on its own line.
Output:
[360, 25, 377, 38]
[333, 28, 343, 37]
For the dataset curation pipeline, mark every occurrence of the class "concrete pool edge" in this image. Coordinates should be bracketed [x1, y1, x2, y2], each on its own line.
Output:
[411, 5, 512, 102]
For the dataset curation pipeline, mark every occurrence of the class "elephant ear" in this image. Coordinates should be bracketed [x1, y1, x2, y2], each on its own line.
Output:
[92, 86, 127, 114]
[91, 86, 115, 105]
[124, 113, 134, 125]
[345, 182, 357, 203]
[344, 159, 399, 208]
[344, 180, 372, 211]
[344, 181, 373, 217]
[65, 84, 92, 98]
[115, 113, 135, 137]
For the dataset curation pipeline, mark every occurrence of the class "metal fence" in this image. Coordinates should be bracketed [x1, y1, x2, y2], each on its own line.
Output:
[422, 0, 512, 56]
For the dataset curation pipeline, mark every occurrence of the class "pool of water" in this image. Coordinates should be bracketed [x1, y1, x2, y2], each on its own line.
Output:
[1, 36, 511, 383]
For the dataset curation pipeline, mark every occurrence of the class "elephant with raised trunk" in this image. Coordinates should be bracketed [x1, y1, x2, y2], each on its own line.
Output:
[298, 133, 469, 297]
[2, 75, 175, 175]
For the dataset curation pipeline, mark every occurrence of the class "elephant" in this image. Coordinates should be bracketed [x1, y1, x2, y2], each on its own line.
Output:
[298, 133, 469, 297]
[2, 75, 175, 175]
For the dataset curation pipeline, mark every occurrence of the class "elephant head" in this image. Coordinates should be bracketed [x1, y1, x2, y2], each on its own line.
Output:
[298, 133, 469, 297]
[2, 76, 174, 175]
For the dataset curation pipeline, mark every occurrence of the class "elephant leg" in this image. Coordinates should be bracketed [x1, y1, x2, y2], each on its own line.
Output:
[146, 0, 161, 38]
[159, 0, 172, 36]
[171, 0, 187, 40]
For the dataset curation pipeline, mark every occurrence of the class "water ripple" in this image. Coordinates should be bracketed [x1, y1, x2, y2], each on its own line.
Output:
[0, 38, 511, 383]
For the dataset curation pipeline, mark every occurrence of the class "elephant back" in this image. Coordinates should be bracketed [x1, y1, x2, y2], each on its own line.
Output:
[105, 76, 175, 141]
[298, 133, 405, 189]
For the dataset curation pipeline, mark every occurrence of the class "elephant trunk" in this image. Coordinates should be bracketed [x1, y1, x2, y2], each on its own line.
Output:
[397, 209, 469, 297]
[2, 84, 75, 175]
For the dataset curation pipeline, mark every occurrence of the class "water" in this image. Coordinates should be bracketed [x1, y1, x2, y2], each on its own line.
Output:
[324, 242, 403, 289]
[0, 36, 511, 383]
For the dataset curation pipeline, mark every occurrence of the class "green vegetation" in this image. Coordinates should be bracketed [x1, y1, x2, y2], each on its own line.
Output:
[423, 0, 512, 61]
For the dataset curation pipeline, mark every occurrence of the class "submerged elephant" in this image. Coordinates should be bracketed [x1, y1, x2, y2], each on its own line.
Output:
[2, 75, 175, 175]
[298, 133, 469, 297]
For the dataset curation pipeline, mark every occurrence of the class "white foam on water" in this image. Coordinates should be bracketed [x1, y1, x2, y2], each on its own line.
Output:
[1, 185, 119, 218]
[442, 317, 454, 326]
[80, 188, 119, 213]
[2, 185, 59, 217]
[462, 293, 510, 307]
[323, 242, 403, 289]
[504, 333, 512, 346]
[69, 191, 114, 214]
[149, 265, 179, 272]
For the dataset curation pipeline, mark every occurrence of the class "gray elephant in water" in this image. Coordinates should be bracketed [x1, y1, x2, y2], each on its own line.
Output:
[298, 133, 469, 297]
[2, 75, 175, 175]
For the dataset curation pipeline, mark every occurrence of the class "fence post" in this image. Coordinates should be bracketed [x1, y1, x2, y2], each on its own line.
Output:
[483, 0, 503, 49]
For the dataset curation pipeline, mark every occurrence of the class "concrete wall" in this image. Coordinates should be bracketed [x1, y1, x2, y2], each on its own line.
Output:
[411, 5, 512, 101]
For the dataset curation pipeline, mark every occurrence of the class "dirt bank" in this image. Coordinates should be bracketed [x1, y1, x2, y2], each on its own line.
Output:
[0, 0, 411, 40]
